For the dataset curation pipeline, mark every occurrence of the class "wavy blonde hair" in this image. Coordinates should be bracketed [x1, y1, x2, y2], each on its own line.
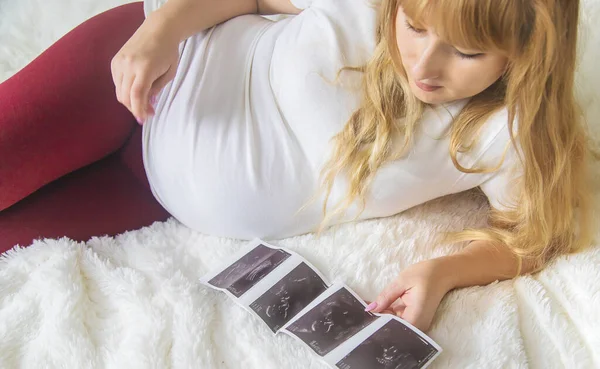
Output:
[311, 0, 597, 270]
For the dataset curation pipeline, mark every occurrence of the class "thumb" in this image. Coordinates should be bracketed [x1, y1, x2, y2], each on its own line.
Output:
[369, 281, 406, 313]
[401, 304, 422, 329]
[147, 64, 177, 111]
[152, 63, 177, 92]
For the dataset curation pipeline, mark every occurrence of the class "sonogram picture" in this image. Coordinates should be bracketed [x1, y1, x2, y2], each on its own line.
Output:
[200, 239, 442, 369]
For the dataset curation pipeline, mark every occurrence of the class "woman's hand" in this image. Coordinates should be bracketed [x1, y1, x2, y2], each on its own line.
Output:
[111, 14, 181, 124]
[365, 259, 455, 332]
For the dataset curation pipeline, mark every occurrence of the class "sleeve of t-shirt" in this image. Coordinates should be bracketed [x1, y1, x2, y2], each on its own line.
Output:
[478, 130, 523, 212]
[479, 158, 521, 212]
[451, 107, 523, 212]
[289, 0, 314, 9]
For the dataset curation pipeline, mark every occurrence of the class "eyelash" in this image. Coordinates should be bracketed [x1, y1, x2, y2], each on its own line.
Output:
[404, 20, 425, 34]
[455, 51, 482, 60]
[404, 20, 483, 60]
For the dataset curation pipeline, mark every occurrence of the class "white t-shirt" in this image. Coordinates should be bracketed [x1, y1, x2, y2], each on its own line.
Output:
[141, 0, 520, 240]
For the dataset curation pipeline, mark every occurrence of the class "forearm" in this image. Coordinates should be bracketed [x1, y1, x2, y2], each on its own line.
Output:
[150, 0, 257, 43]
[150, 0, 300, 43]
[439, 240, 538, 290]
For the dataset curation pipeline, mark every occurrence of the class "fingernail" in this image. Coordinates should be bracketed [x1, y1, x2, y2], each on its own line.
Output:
[365, 302, 378, 312]
[150, 95, 157, 105]
[136, 117, 143, 125]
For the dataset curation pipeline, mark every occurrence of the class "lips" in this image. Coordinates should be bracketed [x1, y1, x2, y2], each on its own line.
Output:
[415, 80, 442, 92]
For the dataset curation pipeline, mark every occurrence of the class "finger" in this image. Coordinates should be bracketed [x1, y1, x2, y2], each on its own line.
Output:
[130, 75, 153, 121]
[393, 308, 406, 318]
[146, 97, 156, 117]
[400, 305, 426, 331]
[371, 280, 407, 313]
[390, 300, 407, 316]
[115, 84, 122, 105]
[120, 73, 136, 115]
[152, 63, 176, 92]
[146, 65, 175, 115]
[366, 301, 393, 315]
[146, 87, 162, 118]
[110, 57, 123, 101]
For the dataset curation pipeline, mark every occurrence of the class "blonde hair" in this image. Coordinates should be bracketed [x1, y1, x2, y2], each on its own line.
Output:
[311, 0, 596, 270]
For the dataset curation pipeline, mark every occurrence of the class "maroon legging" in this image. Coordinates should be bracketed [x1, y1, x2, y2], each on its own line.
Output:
[0, 2, 170, 253]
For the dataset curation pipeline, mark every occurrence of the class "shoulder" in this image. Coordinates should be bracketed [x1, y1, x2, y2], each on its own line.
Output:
[477, 107, 520, 168]
[282, 0, 380, 64]
[271, 0, 380, 87]
[451, 106, 524, 210]
[290, 0, 379, 30]
[454, 106, 518, 170]
[451, 106, 521, 184]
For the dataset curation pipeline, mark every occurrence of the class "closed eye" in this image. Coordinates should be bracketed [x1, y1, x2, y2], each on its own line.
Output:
[405, 20, 426, 34]
[454, 50, 484, 59]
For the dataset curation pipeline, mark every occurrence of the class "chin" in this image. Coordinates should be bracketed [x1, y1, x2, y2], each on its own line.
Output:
[411, 88, 447, 105]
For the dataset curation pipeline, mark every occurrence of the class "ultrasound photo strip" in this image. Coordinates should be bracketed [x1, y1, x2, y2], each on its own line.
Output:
[280, 283, 442, 369]
[248, 261, 331, 333]
[335, 317, 441, 369]
[199, 239, 332, 333]
[199, 240, 295, 298]
[200, 239, 442, 369]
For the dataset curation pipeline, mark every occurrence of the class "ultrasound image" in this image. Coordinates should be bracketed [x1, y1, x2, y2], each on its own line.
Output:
[285, 287, 379, 356]
[208, 244, 291, 297]
[336, 319, 439, 369]
[250, 262, 329, 333]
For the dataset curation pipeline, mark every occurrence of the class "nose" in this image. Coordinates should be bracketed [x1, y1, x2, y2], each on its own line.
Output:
[412, 40, 444, 82]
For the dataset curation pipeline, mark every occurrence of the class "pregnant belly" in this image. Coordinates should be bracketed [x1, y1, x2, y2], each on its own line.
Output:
[143, 113, 320, 239]
[141, 15, 324, 239]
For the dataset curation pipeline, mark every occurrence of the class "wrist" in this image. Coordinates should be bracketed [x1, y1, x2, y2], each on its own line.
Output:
[427, 257, 460, 293]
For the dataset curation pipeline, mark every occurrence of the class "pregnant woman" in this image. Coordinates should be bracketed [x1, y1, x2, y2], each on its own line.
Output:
[1, 0, 595, 330]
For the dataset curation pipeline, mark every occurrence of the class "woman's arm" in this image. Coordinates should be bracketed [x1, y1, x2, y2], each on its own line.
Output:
[154, 0, 302, 43]
[112, 0, 301, 123]
[367, 239, 539, 331]
[441, 239, 537, 288]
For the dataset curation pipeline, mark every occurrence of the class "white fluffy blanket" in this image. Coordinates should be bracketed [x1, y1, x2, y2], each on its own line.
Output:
[1, 1, 599, 368]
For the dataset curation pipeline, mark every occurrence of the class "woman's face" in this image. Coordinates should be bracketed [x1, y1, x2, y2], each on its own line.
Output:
[395, 7, 508, 105]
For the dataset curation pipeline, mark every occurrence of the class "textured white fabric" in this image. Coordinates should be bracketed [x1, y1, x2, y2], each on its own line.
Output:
[141, 0, 518, 240]
[1, 0, 599, 368]
[1, 207, 600, 369]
